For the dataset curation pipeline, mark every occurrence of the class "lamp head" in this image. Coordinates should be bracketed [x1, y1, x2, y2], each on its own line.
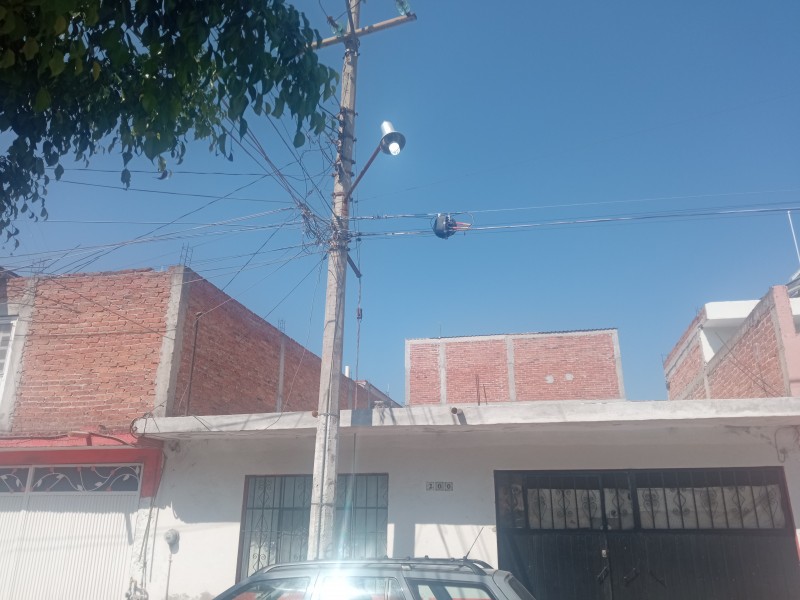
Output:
[379, 121, 406, 156]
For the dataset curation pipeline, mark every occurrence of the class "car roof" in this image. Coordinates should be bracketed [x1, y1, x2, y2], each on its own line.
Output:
[256, 557, 497, 578]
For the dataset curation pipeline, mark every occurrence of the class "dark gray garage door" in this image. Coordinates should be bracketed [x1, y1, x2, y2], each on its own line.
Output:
[495, 468, 800, 600]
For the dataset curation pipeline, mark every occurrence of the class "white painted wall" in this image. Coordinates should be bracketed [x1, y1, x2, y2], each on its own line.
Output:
[137, 425, 800, 600]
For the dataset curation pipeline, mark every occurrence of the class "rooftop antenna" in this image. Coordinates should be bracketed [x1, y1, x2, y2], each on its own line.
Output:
[788, 211, 800, 269]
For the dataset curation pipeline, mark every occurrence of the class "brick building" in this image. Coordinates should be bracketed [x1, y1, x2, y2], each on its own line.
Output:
[405, 330, 626, 405]
[0, 266, 388, 598]
[0, 266, 386, 436]
[664, 285, 800, 400]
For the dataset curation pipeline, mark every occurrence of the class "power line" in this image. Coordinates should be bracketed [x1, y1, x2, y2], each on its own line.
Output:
[221, 218, 294, 291]
[348, 188, 800, 223]
[57, 167, 271, 177]
[58, 175, 271, 273]
[264, 255, 327, 319]
[355, 204, 800, 239]
[3, 219, 303, 266]
[57, 179, 293, 204]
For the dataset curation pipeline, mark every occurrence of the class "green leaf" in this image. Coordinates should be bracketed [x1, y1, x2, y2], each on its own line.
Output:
[54, 15, 67, 35]
[22, 38, 39, 61]
[34, 88, 51, 111]
[272, 98, 285, 118]
[91, 61, 100, 81]
[141, 92, 156, 114]
[0, 12, 14, 35]
[293, 131, 305, 148]
[239, 117, 248, 139]
[49, 52, 65, 76]
[54, 164, 64, 180]
[121, 168, 131, 187]
[0, 49, 15, 69]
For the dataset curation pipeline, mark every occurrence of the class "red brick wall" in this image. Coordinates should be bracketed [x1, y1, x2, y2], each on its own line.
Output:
[446, 339, 509, 404]
[172, 273, 357, 416]
[664, 340, 705, 400]
[407, 331, 623, 405]
[705, 293, 786, 398]
[665, 288, 791, 400]
[10, 270, 172, 434]
[408, 343, 441, 406]
[513, 333, 621, 401]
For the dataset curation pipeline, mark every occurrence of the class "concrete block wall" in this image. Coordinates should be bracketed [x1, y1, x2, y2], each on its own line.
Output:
[405, 330, 625, 405]
[665, 286, 796, 400]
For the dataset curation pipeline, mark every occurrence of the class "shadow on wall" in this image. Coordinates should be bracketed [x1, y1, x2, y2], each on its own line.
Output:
[398, 523, 493, 563]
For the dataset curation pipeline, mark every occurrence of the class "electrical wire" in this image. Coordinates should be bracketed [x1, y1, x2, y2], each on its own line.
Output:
[347, 188, 800, 223]
[56, 179, 293, 204]
[355, 204, 800, 240]
[263, 256, 327, 319]
[57, 175, 271, 273]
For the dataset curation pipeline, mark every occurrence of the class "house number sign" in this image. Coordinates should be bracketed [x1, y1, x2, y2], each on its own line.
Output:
[426, 481, 454, 492]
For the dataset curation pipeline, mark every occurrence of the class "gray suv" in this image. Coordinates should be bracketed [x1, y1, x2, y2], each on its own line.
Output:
[214, 558, 536, 600]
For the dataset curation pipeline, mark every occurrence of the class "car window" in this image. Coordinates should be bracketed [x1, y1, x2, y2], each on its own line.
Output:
[407, 581, 496, 600]
[317, 576, 407, 600]
[224, 576, 311, 600]
[503, 576, 536, 600]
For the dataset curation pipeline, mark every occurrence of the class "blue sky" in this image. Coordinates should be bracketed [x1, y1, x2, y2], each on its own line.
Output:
[5, 1, 800, 401]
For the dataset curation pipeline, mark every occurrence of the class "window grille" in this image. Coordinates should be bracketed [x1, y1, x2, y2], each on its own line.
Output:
[239, 474, 389, 579]
[496, 468, 788, 532]
[0, 464, 141, 495]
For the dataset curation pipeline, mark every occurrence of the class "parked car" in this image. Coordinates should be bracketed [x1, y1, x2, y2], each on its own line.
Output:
[214, 557, 537, 600]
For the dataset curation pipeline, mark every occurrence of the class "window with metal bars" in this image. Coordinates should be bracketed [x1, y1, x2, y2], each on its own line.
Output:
[239, 474, 388, 579]
[496, 468, 788, 532]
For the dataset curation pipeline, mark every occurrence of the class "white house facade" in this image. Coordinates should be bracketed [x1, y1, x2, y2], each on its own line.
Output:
[127, 398, 800, 600]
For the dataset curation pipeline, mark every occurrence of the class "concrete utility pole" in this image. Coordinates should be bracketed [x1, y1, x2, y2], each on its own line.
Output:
[307, 0, 360, 561]
[307, 1, 415, 560]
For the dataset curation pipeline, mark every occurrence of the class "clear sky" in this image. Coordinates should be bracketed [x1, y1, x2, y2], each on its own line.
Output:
[4, 1, 800, 402]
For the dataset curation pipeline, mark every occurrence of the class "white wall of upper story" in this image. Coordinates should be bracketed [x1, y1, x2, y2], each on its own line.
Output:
[136, 423, 800, 600]
[700, 300, 761, 362]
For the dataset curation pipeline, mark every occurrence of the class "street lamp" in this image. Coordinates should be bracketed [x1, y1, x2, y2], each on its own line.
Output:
[380, 121, 406, 156]
[346, 121, 406, 203]
[308, 119, 406, 561]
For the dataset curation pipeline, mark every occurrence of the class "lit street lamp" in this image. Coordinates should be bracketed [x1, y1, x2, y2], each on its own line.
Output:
[346, 121, 406, 204]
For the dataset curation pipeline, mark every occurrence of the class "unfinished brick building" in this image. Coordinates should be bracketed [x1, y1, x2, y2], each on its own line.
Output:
[405, 330, 626, 405]
[664, 285, 800, 400]
[0, 265, 384, 437]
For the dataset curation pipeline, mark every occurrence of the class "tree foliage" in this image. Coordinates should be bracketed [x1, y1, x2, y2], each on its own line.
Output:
[0, 0, 338, 242]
